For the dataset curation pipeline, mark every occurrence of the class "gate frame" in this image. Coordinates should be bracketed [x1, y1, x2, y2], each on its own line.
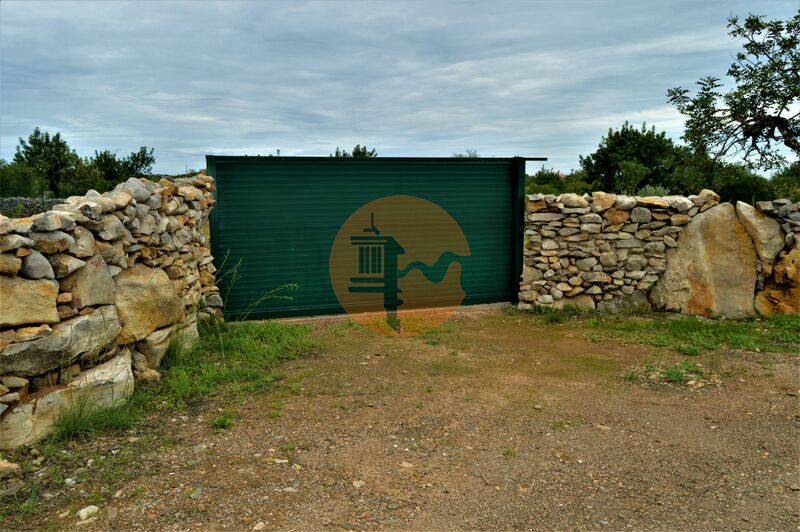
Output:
[206, 155, 545, 315]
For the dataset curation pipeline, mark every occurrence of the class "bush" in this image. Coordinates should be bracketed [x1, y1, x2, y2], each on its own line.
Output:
[526, 166, 592, 195]
[710, 164, 775, 203]
[0, 160, 40, 197]
[637, 184, 671, 196]
[770, 162, 800, 201]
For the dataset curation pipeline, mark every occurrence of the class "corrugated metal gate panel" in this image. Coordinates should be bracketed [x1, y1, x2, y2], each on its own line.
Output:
[208, 156, 524, 320]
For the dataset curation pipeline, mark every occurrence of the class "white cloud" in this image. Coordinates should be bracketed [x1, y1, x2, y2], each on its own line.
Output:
[0, 0, 797, 172]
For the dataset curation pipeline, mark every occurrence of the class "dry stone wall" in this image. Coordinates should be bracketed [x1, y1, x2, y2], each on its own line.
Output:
[519, 191, 799, 317]
[0, 174, 222, 448]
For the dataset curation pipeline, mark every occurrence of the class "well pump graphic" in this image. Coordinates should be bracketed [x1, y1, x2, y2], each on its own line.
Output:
[348, 213, 404, 331]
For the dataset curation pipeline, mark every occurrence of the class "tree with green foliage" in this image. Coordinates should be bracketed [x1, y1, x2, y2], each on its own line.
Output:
[0, 159, 40, 197]
[331, 144, 377, 158]
[770, 161, 800, 200]
[668, 12, 800, 170]
[575, 121, 782, 202]
[13, 128, 79, 197]
[7, 128, 156, 198]
[526, 166, 592, 195]
[579, 122, 682, 193]
[711, 164, 775, 203]
[123, 146, 156, 176]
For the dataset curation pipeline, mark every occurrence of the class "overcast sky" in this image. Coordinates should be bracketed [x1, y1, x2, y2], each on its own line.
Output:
[1, 0, 796, 174]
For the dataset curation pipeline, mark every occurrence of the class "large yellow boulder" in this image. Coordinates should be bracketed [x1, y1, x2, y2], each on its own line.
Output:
[0, 277, 59, 327]
[650, 204, 757, 318]
[756, 246, 800, 315]
[114, 264, 183, 344]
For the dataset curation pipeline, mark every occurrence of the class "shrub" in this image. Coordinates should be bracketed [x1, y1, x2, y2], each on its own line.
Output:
[637, 184, 670, 196]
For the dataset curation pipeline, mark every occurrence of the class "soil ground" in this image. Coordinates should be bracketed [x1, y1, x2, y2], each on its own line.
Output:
[3, 307, 799, 530]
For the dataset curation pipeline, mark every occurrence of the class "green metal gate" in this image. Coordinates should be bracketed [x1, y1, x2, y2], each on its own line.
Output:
[207, 156, 530, 320]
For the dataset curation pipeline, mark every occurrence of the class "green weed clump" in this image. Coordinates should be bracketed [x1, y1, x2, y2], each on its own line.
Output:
[53, 395, 144, 442]
[662, 360, 705, 383]
[586, 314, 800, 355]
[211, 412, 233, 430]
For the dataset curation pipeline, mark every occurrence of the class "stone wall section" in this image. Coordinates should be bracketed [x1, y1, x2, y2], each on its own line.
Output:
[0, 198, 65, 218]
[519, 191, 799, 316]
[0, 174, 222, 448]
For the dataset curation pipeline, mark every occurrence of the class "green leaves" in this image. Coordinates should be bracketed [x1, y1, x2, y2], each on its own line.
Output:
[668, 11, 800, 170]
[578, 121, 679, 194]
[4, 127, 157, 198]
[330, 144, 378, 158]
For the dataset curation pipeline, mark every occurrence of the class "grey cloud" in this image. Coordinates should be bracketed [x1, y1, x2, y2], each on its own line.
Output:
[1, 0, 797, 174]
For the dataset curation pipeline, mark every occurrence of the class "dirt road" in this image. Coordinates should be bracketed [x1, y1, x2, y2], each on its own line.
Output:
[5, 310, 800, 530]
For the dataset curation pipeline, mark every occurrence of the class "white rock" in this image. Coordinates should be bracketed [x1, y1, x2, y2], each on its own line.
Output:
[59, 255, 115, 308]
[77, 505, 99, 520]
[116, 178, 151, 203]
[32, 212, 75, 232]
[735, 201, 785, 264]
[0, 234, 35, 253]
[135, 326, 173, 369]
[0, 352, 134, 449]
[48, 254, 86, 278]
[662, 196, 693, 212]
[0, 392, 20, 404]
[0, 306, 121, 376]
[557, 193, 589, 208]
[94, 215, 126, 241]
[68, 227, 95, 258]
[1, 376, 29, 388]
[613, 195, 637, 210]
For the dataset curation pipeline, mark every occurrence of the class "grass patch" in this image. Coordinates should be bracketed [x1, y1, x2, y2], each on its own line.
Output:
[544, 312, 565, 324]
[35, 317, 313, 448]
[662, 360, 705, 383]
[677, 344, 701, 356]
[501, 447, 515, 458]
[586, 314, 800, 355]
[328, 319, 361, 337]
[420, 322, 456, 346]
[427, 357, 476, 377]
[623, 359, 718, 387]
[551, 420, 572, 430]
[159, 318, 315, 406]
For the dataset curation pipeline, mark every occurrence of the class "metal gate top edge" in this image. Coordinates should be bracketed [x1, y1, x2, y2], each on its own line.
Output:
[206, 155, 547, 164]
